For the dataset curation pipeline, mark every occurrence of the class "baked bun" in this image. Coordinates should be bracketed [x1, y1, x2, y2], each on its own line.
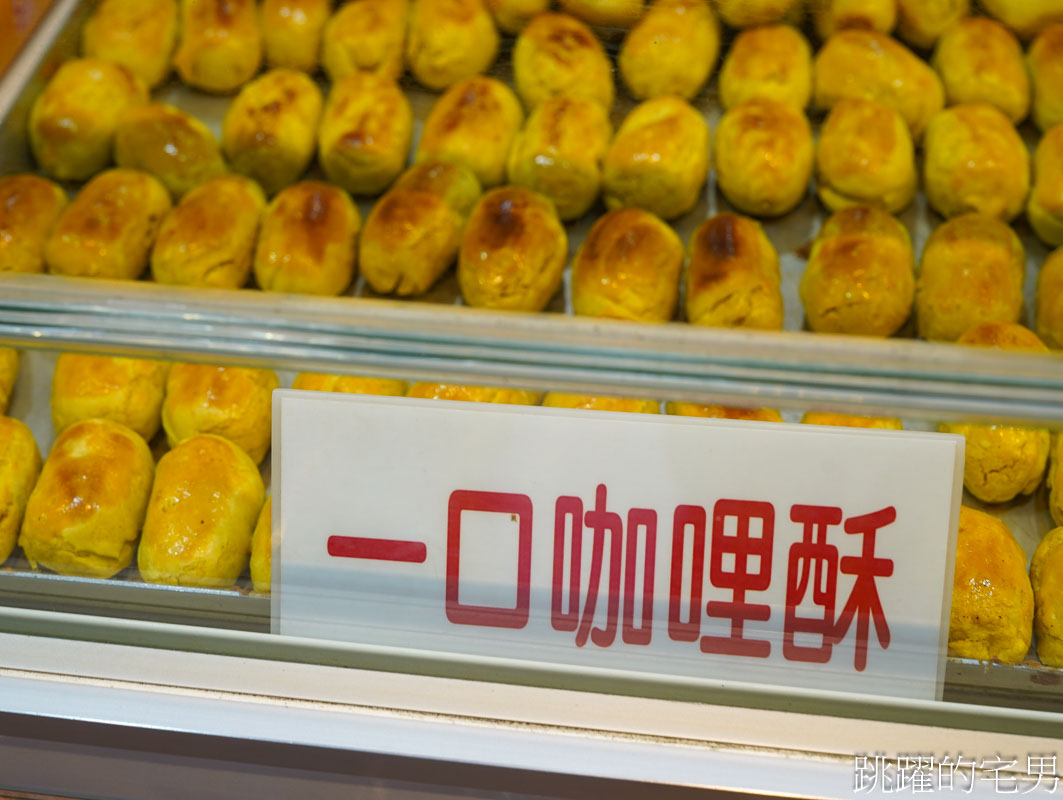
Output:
[19, 419, 153, 578]
[28, 58, 147, 181]
[1037, 245, 1063, 348]
[222, 69, 323, 196]
[174, 0, 263, 93]
[602, 96, 709, 220]
[932, 18, 1028, 124]
[51, 354, 170, 441]
[915, 214, 1024, 341]
[542, 393, 659, 413]
[458, 186, 567, 311]
[812, 0, 896, 40]
[571, 208, 683, 321]
[1032, 526, 1063, 666]
[713, 0, 798, 27]
[407, 383, 542, 404]
[81, 0, 178, 88]
[983, 0, 1063, 40]
[1050, 435, 1063, 527]
[114, 104, 228, 199]
[293, 373, 408, 395]
[250, 495, 272, 593]
[138, 434, 265, 588]
[254, 181, 361, 296]
[666, 403, 783, 422]
[505, 96, 612, 221]
[262, 0, 330, 72]
[513, 13, 613, 112]
[619, 0, 719, 101]
[0, 418, 41, 564]
[949, 506, 1032, 662]
[895, 0, 968, 49]
[718, 24, 811, 110]
[801, 412, 903, 429]
[322, 0, 408, 81]
[1030, 126, 1063, 248]
[1030, 25, 1063, 134]
[162, 364, 279, 464]
[816, 99, 916, 214]
[557, 0, 643, 28]
[713, 98, 812, 218]
[800, 206, 915, 337]
[45, 169, 171, 280]
[0, 350, 18, 414]
[0, 174, 68, 274]
[405, 0, 499, 91]
[360, 161, 481, 295]
[685, 212, 783, 329]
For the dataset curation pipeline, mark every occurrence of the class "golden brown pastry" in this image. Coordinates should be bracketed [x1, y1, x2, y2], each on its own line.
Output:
[801, 412, 903, 429]
[19, 419, 153, 578]
[81, 0, 179, 88]
[0, 350, 18, 415]
[513, 13, 614, 112]
[416, 77, 524, 189]
[619, 0, 719, 100]
[686, 212, 783, 329]
[712, 0, 799, 27]
[1030, 24, 1063, 134]
[542, 393, 659, 413]
[405, 0, 499, 91]
[262, 0, 331, 71]
[173, 0, 263, 93]
[485, 0, 549, 32]
[138, 434, 265, 588]
[812, 0, 896, 40]
[151, 175, 266, 288]
[1050, 436, 1063, 526]
[407, 383, 542, 404]
[1030, 126, 1063, 248]
[667, 403, 784, 422]
[982, 0, 1063, 40]
[45, 169, 171, 280]
[162, 364, 279, 464]
[222, 69, 324, 196]
[815, 99, 916, 214]
[318, 73, 412, 196]
[939, 323, 1050, 504]
[0, 417, 41, 564]
[458, 186, 567, 311]
[28, 58, 147, 181]
[718, 24, 811, 110]
[800, 206, 915, 337]
[557, 0, 643, 28]
[0, 174, 68, 274]
[1037, 246, 1063, 349]
[250, 495, 272, 593]
[114, 104, 228, 199]
[813, 29, 945, 139]
[51, 354, 170, 441]
[948, 506, 1032, 662]
[922, 103, 1029, 222]
[321, 0, 408, 81]
[932, 17, 1029, 124]
[602, 96, 709, 220]
[571, 208, 683, 322]
[712, 98, 812, 218]
[254, 181, 361, 295]
[1031, 526, 1063, 666]
[915, 214, 1025, 342]
[359, 161, 482, 295]
[293, 373, 408, 395]
[506, 97, 612, 221]
[895, 0, 968, 50]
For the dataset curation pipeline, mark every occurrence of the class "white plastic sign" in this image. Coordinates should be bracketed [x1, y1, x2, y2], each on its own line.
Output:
[273, 392, 964, 701]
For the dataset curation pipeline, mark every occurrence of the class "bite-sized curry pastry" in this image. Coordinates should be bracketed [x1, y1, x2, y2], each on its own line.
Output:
[19, 419, 153, 579]
[28, 58, 147, 181]
[407, 383, 541, 404]
[321, 0, 408, 81]
[0, 175, 67, 274]
[894, 0, 968, 50]
[114, 104, 228, 199]
[1032, 526, 1063, 666]
[932, 18, 1029, 124]
[506, 97, 612, 221]
[318, 73, 412, 196]
[0, 350, 18, 415]
[939, 323, 1050, 504]
[812, 0, 896, 40]
[405, 0, 499, 91]
[486, 0, 549, 32]
[458, 186, 567, 311]
[138, 434, 265, 588]
[922, 103, 1030, 222]
[619, 0, 719, 100]
[81, 0, 179, 88]
[1030, 127, 1063, 248]
[51, 355, 170, 441]
[813, 30, 944, 139]
[250, 495, 272, 593]
[416, 77, 524, 189]
[162, 364, 279, 464]
[293, 373, 408, 395]
[262, 0, 331, 72]
[816, 99, 916, 214]
[0, 418, 41, 564]
[571, 208, 683, 322]
[360, 161, 481, 295]
[173, 0, 263, 93]
[152, 175, 266, 288]
[800, 206, 914, 337]
[712, 0, 799, 27]
[222, 70, 323, 196]
[801, 412, 903, 429]
[686, 213, 783, 329]
[542, 394, 659, 413]
[915, 214, 1025, 342]
[1038, 246, 1063, 348]
[254, 181, 361, 296]
[1030, 25, 1063, 134]
[1051, 436, 1063, 527]
[513, 13, 614, 112]
[45, 169, 171, 280]
[666, 403, 784, 422]
[982, 0, 1063, 40]
[602, 96, 709, 220]
[557, 0, 643, 28]
[718, 24, 811, 110]
[712, 98, 812, 218]
[949, 506, 1032, 663]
